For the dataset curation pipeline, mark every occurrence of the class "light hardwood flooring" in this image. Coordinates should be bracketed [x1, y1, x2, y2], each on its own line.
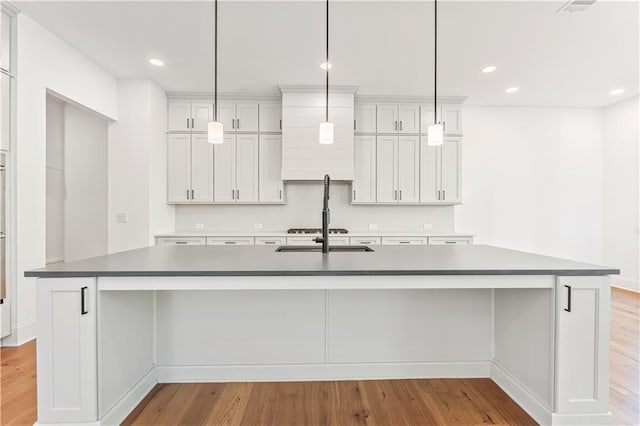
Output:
[1, 287, 638, 425]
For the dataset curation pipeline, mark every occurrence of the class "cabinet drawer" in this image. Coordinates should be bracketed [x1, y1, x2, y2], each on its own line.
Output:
[255, 237, 286, 246]
[156, 237, 206, 246]
[207, 237, 255, 246]
[350, 237, 381, 246]
[381, 237, 427, 245]
[286, 236, 350, 246]
[428, 237, 472, 245]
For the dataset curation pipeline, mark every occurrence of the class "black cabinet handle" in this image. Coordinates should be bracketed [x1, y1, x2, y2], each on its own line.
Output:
[81, 286, 88, 315]
[564, 285, 572, 312]
[192, 118, 195, 129]
[186, 118, 190, 129]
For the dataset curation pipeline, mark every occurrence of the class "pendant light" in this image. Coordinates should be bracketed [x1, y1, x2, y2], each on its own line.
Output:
[427, 0, 444, 146]
[208, 0, 224, 144]
[319, 0, 334, 145]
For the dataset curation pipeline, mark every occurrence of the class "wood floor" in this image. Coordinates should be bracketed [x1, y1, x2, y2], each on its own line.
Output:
[1, 287, 638, 425]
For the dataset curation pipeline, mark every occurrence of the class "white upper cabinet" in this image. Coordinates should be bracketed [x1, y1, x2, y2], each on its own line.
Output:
[1, 11, 11, 73]
[353, 136, 377, 203]
[259, 103, 282, 132]
[214, 134, 259, 203]
[419, 136, 461, 204]
[259, 135, 284, 203]
[168, 101, 214, 132]
[354, 103, 376, 133]
[167, 134, 213, 203]
[375, 136, 419, 203]
[377, 104, 400, 133]
[217, 103, 259, 133]
[420, 103, 462, 135]
[398, 105, 420, 134]
[1, 72, 10, 151]
[376, 104, 419, 134]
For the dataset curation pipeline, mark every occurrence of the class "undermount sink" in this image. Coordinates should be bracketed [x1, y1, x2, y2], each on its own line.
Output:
[275, 245, 374, 253]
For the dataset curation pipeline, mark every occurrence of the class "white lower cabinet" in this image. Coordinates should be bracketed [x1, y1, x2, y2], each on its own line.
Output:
[381, 237, 428, 245]
[428, 236, 472, 245]
[555, 276, 610, 415]
[207, 237, 255, 246]
[350, 237, 381, 246]
[286, 236, 349, 246]
[156, 237, 206, 245]
[255, 237, 286, 246]
[37, 278, 97, 424]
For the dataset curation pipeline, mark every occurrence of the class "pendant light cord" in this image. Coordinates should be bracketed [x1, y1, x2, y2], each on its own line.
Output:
[325, 0, 329, 122]
[433, 0, 437, 124]
[214, 0, 218, 121]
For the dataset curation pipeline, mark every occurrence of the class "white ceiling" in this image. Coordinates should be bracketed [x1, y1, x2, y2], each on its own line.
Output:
[14, 1, 639, 106]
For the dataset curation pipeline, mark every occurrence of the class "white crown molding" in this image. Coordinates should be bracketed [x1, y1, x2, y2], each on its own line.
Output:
[355, 95, 467, 105]
[166, 91, 282, 102]
[1, 1, 20, 15]
[279, 84, 359, 94]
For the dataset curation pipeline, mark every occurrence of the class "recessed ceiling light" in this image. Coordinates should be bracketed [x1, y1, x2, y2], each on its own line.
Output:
[149, 58, 164, 67]
[320, 62, 333, 70]
[609, 88, 625, 96]
[482, 65, 497, 73]
[505, 87, 519, 94]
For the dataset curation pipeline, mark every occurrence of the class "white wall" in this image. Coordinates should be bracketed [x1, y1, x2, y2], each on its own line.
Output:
[456, 106, 604, 265]
[63, 102, 108, 262]
[45, 96, 64, 264]
[10, 14, 117, 345]
[108, 79, 173, 253]
[175, 182, 454, 233]
[603, 96, 639, 291]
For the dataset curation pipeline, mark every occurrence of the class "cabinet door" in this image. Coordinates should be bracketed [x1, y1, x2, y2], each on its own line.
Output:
[397, 136, 420, 203]
[259, 135, 283, 202]
[441, 104, 462, 135]
[167, 134, 191, 202]
[207, 237, 255, 246]
[1, 11, 11, 73]
[168, 102, 191, 132]
[1, 73, 10, 151]
[191, 102, 214, 132]
[377, 105, 398, 133]
[420, 104, 437, 134]
[555, 276, 610, 414]
[398, 105, 420, 134]
[440, 138, 461, 203]
[190, 134, 214, 202]
[156, 237, 206, 245]
[259, 103, 282, 132]
[236, 103, 259, 132]
[214, 135, 236, 202]
[353, 136, 377, 203]
[217, 103, 236, 132]
[376, 136, 398, 203]
[236, 134, 259, 202]
[37, 278, 97, 424]
[420, 137, 439, 202]
[381, 237, 427, 245]
[354, 103, 376, 133]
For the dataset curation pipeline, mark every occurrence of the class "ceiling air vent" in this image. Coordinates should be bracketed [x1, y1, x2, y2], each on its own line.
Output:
[557, 0, 596, 13]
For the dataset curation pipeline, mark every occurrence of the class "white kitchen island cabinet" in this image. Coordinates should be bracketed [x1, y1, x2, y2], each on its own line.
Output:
[28, 245, 618, 426]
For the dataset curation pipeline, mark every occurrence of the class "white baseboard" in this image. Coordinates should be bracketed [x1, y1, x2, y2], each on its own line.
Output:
[1, 320, 36, 347]
[491, 361, 552, 425]
[100, 367, 157, 426]
[550, 412, 613, 425]
[612, 277, 639, 293]
[156, 361, 491, 383]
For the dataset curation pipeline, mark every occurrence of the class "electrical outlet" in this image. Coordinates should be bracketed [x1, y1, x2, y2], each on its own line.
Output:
[116, 212, 129, 224]
[423, 223, 433, 230]
[254, 223, 263, 230]
[368, 223, 378, 230]
[195, 223, 205, 230]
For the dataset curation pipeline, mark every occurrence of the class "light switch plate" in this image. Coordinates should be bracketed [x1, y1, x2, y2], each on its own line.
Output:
[116, 212, 129, 224]
[254, 223, 263, 230]
[368, 223, 378, 230]
[423, 224, 433, 230]
[195, 223, 205, 230]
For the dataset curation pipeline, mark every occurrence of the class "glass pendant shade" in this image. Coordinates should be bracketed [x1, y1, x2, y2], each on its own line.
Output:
[427, 123, 444, 146]
[319, 121, 334, 144]
[208, 121, 224, 144]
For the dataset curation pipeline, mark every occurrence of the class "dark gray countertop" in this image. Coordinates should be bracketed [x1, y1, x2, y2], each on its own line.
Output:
[25, 245, 619, 278]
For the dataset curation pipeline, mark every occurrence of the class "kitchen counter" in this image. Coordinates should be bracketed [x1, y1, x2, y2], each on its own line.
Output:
[25, 244, 617, 278]
[155, 231, 476, 238]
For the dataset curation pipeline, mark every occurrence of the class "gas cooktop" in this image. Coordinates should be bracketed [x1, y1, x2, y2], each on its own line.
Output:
[287, 228, 349, 234]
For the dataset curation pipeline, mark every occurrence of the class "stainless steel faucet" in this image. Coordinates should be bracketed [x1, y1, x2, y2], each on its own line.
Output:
[313, 174, 330, 253]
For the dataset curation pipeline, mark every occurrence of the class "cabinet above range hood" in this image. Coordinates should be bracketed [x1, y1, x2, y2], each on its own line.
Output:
[280, 85, 358, 181]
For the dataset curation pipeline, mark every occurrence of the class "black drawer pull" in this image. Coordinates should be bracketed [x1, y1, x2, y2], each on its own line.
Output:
[564, 285, 572, 312]
[81, 286, 88, 315]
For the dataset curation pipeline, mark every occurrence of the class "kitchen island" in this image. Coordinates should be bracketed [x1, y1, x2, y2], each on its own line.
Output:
[26, 245, 617, 425]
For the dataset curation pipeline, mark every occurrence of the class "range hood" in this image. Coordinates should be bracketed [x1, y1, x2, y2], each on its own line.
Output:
[280, 85, 357, 181]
